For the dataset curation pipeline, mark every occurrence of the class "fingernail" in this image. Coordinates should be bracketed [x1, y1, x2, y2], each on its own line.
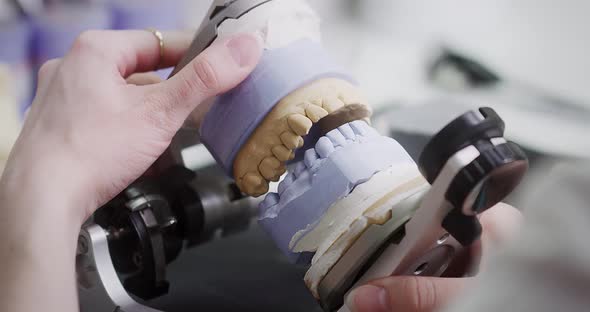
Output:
[226, 33, 262, 67]
[345, 285, 390, 312]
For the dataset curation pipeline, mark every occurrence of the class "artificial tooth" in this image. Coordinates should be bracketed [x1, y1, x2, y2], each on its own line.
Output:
[262, 156, 281, 169]
[311, 98, 323, 106]
[305, 105, 329, 123]
[315, 137, 335, 158]
[260, 192, 280, 211]
[326, 129, 347, 146]
[322, 97, 345, 113]
[273, 165, 287, 181]
[338, 93, 369, 107]
[278, 173, 295, 195]
[287, 114, 313, 136]
[304, 149, 319, 168]
[293, 161, 306, 177]
[338, 123, 356, 141]
[259, 166, 275, 181]
[243, 172, 269, 197]
[280, 131, 304, 150]
[272, 145, 294, 161]
[259, 157, 283, 181]
[350, 120, 369, 136]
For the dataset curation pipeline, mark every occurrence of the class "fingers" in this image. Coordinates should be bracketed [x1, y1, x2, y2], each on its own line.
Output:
[32, 58, 62, 104]
[36, 58, 62, 90]
[143, 33, 262, 124]
[67, 30, 195, 77]
[38, 58, 62, 80]
[347, 276, 470, 312]
[478, 203, 522, 269]
[479, 203, 522, 247]
[445, 203, 523, 276]
[346, 204, 522, 312]
[111, 30, 196, 76]
[126, 72, 163, 86]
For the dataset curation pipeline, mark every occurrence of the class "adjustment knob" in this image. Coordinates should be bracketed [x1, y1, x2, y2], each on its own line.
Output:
[446, 141, 528, 216]
[418, 107, 505, 184]
[418, 107, 528, 246]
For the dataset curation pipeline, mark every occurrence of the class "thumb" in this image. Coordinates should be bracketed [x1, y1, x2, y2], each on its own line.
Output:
[148, 32, 262, 123]
[346, 276, 470, 312]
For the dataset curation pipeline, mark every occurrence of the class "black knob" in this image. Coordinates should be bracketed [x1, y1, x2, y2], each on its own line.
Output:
[446, 141, 528, 216]
[442, 210, 482, 246]
[418, 107, 505, 184]
[419, 107, 528, 246]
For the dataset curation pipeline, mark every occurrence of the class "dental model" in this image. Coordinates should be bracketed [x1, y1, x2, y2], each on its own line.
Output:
[162, 2, 527, 311]
[189, 0, 428, 298]
[233, 78, 370, 196]
[258, 121, 429, 296]
[198, 0, 373, 195]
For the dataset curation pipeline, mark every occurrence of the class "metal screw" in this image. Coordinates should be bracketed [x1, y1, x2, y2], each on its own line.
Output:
[414, 262, 429, 275]
[437, 233, 450, 245]
[162, 217, 177, 228]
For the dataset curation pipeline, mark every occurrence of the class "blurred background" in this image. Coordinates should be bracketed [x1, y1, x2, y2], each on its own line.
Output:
[1, 0, 589, 311]
[2, 0, 589, 173]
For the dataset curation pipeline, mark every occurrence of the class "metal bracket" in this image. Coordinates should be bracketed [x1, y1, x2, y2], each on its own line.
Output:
[77, 225, 163, 312]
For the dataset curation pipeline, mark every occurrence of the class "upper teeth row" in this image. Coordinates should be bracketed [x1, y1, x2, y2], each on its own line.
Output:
[235, 89, 369, 197]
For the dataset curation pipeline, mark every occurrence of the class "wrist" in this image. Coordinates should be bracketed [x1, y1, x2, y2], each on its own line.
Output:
[0, 171, 84, 267]
[0, 167, 81, 312]
[0, 144, 84, 312]
[0, 150, 91, 233]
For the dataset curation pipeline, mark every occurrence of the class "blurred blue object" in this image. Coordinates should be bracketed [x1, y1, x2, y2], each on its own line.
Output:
[109, 0, 184, 30]
[109, 0, 185, 77]
[0, 16, 33, 117]
[33, 3, 112, 62]
[24, 3, 111, 114]
[0, 1, 22, 20]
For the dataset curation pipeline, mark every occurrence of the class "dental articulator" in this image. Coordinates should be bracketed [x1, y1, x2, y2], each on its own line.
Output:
[77, 1, 528, 311]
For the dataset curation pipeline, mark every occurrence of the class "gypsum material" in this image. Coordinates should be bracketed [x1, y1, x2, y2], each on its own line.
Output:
[258, 121, 414, 263]
[294, 165, 427, 256]
[303, 168, 428, 297]
[315, 190, 427, 310]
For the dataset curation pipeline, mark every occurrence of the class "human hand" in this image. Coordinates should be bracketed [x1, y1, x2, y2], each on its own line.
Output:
[1, 30, 262, 228]
[0, 28, 261, 312]
[346, 203, 522, 312]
